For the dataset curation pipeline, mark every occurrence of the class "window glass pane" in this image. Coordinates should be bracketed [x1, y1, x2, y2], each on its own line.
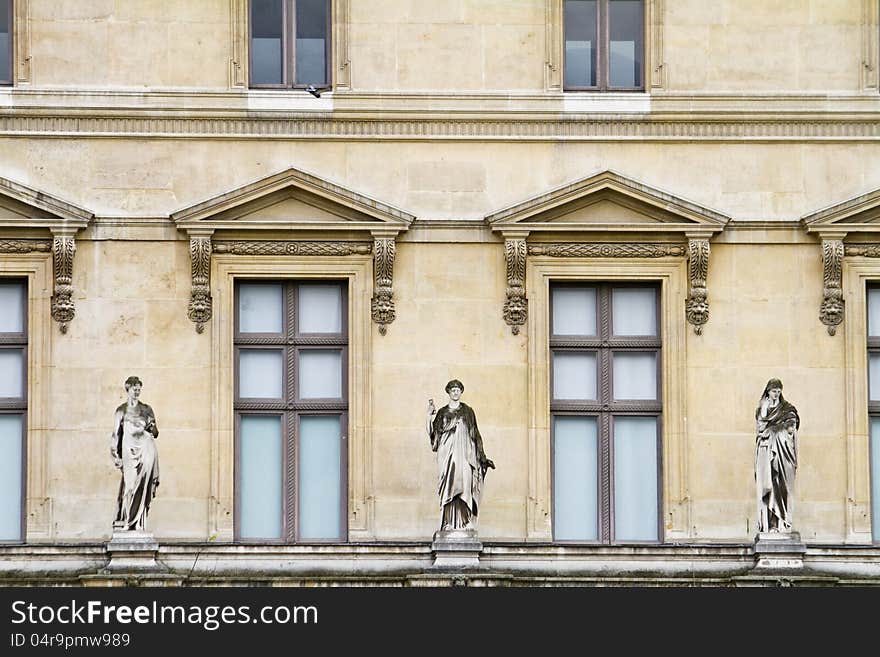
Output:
[869, 288, 880, 336]
[0, 0, 9, 84]
[251, 0, 284, 84]
[239, 283, 283, 333]
[612, 287, 656, 336]
[0, 282, 24, 333]
[552, 286, 597, 335]
[239, 416, 283, 539]
[872, 418, 880, 542]
[295, 0, 328, 85]
[870, 354, 880, 401]
[612, 352, 656, 400]
[239, 349, 284, 398]
[553, 352, 597, 400]
[0, 414, 22, 540]
[613, 416, 657, 541]
[564, 0, 597, 87]
[299, 349, 342, 399]
[298, 415, 342, 539]
[0, 349, 23, 398]
[553, 416, 598, 540]
[609, 0, 643, 87]
[299, 284, 342, 333]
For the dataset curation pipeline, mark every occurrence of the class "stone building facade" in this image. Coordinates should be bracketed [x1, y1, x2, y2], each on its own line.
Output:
[1, 1, 880, 585]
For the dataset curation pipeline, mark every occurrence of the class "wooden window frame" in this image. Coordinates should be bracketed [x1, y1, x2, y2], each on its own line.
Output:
[233, 280, 349, 543]
[248, 0, 332, 90]
[549, 281, 662, 544]
[562, 0, 645, 92]
[0, 277, 27, 543]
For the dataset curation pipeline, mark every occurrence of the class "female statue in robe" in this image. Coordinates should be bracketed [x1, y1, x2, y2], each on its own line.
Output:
[755, 378, 799, 534]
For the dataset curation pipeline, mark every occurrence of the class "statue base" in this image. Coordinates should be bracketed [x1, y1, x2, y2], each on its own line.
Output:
[105, 524, 164, 573]
[431, 528, 483, 568]
[753, 531, 806, 570]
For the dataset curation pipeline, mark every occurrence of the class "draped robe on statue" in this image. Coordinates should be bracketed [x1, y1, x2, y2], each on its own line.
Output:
[111, 401, 160, 531]
[755, 391, 799, 533]
[430, 403, 489, 530]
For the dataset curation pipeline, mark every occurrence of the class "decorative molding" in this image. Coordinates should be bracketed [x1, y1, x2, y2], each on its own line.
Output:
[685, 238, 710, 335]
[845, 244, 880, 257]
[50, 234, 75, 333]
[863, 0, 879, 91]
[370, 236, 395, 335]
[187, 234, 213, 334]
[649, 0, 666, 90]
[5, 114, 880, 142]
[544, 0, 562, 92]
[229, 0, 247, 88]
[0, 239, 51, 253]
[14, 0, 31, 85]
[213, 240, 371, 256]
[528, 242, 686, 257]
[333, 0, 352, 92]
[820, 238, 845, 336]
[503, 238, 528, 335]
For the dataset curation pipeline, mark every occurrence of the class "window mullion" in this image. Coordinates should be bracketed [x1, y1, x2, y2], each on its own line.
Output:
[286, 410, 297, 541]
[598, 0, 608, 91]
[599, 411, 612, 542]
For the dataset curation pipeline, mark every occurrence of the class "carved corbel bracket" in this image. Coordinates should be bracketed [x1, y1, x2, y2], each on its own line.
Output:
[685, 237, 710, 335]
[502, 233, 529, 335]
[371, 232, 397, 335]
[819, 234, 846, 336]
[187, 231, 214, 334]
[50, 229, 77, 333]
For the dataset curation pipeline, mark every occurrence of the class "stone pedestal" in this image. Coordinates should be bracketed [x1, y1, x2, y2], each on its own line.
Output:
[753, 531, 807, 570]
[105, 524, 163, 573]
[431, 528, 483, 568]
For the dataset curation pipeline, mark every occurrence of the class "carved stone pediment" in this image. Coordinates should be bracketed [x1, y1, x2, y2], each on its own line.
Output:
[171, 166, 413, 232]
[0, 176, 93, 333]
[486, 171, 730, 335]
[801, 188, 880, 335]
[171, 167, 414, 334]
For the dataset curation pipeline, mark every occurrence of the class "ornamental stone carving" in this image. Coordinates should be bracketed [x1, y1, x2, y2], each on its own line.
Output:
[51, 234, 76, 333]
[187, 234, 213, 334]
[503, 238, 528, 335]
[212, 241, 372, 256]
[685, 238, 710, 335]
[0, 239, 51, 253]
[528, 243, 687, 258]
[371, 236, 396, 335]
[820, 238, 844, 336]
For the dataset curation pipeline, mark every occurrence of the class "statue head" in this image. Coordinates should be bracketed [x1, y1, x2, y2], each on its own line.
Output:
[762, 378, 783, 403]
[445, 379, 464, 402]
[124, 376, 143, 402]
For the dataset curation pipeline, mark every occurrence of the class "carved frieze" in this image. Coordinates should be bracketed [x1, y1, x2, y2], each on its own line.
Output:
[685, 238, 710, 335]
[212, 241, 372, 256]
[845, 244, 880, 257]
[0, 239, 51, 253]
[820, 239, 845, 336]
[503, 238, 528, 335]
[528, 243, 687, 258]
[50, 235, 76, 333]
[187, 235, 213, 334]
[371, 237, 396, 335]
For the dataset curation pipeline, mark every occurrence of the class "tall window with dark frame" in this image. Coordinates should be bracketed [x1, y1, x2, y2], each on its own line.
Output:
[234, 280, 348, 542]
[550, 283, 661, 543]
[250, 0, 330, 89]
[564, 0, 644, 91]
[0, 279, 26, 542]
[867, 284, 880, 542]
[0, 0, 12, 86]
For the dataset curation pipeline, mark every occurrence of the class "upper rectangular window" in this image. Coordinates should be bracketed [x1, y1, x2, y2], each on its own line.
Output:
[0, 279, 26, 542]
[564, 0, 643, 91]
[867, 284, 880, 542]
[234, 280, 348, 543]
[249, 0, 330, 89]
[550, 283, 661, 543]
[0, 0, 12, 86]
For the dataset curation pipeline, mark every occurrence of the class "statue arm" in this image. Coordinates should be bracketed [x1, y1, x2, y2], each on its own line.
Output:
[426, 401, 439, 451]
[109, 408, 123, 468]
[143, 404, 159, 439]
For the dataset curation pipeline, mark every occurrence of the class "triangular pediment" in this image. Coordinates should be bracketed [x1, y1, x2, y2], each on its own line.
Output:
[486, 170, 729, 234]
[172, 167, 414, 233]
[0, 176, 93, 229]
[802, 188, 880, 233]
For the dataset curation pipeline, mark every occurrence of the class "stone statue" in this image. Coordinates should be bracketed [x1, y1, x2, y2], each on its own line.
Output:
[110, 376, 160, 532]
[754, 378, 799, 534]
[426, 379, 494, 531]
